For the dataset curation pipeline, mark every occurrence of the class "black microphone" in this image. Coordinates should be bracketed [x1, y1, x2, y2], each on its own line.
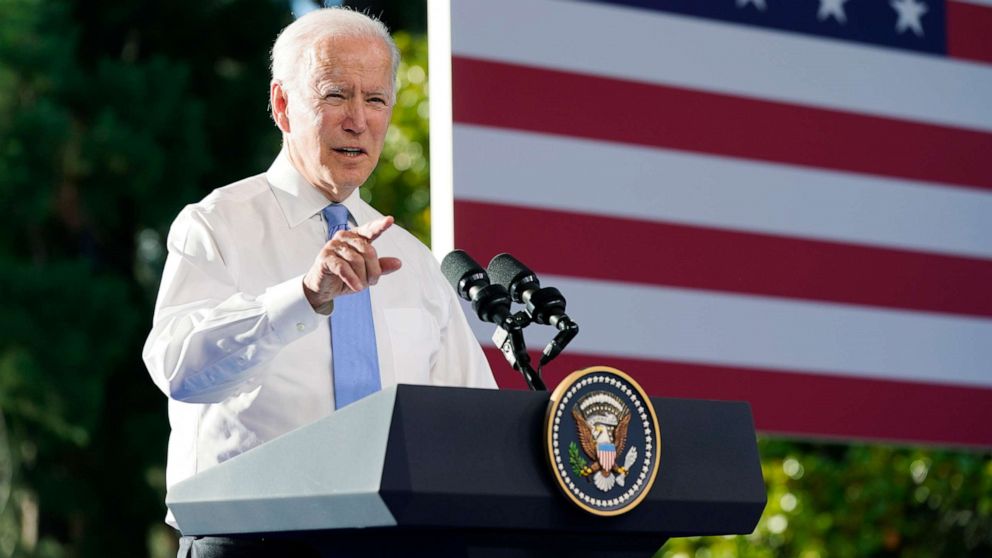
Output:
[440, 250, 512, 325]
[487, 253, 569, 327]
[488, 253, 579, 366]
[442, 250, 548, 390]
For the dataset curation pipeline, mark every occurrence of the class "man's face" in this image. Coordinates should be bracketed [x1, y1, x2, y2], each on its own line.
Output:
[274, 34, 394, 202]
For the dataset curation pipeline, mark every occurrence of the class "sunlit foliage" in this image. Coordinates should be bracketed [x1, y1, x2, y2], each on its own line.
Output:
[658, 439, 992, 557]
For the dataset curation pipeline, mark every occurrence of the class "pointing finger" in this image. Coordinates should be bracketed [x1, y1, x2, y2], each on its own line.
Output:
[353, 216, 394, 242]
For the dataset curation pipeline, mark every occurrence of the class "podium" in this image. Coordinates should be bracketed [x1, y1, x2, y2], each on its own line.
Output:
[168, 385, 766, 557]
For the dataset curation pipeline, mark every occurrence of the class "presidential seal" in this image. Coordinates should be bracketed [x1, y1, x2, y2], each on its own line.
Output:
[545, 366, 661, 516]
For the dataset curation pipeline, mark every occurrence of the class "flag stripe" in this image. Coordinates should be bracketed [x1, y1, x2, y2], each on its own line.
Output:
[454, 125, 992, 260]
[456, 200, 992, 320]
[463, 275, 992, 389]
[452, 57, 992, 192]
[483, 349, 992, 447]
[947, 0, 992, 64]
[451, 0, 992, 132]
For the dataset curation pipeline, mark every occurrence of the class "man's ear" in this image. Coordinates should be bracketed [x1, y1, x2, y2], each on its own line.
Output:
[270, 80, 291, 134]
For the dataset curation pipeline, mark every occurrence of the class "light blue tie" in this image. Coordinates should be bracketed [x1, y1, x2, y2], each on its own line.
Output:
[322, 204, 382, 409]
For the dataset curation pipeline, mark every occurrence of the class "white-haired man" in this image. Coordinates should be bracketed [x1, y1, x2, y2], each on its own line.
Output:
[143, 8, 496, 557]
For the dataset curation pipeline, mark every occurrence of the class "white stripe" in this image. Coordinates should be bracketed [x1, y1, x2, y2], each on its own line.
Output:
[467, 277, 992, 388]
[454, 125, 992, 260]
[451, 0, 992, 132]
[428, 0, 455, 257]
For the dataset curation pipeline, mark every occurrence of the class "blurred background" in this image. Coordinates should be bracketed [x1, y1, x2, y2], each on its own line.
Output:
[0, 0, 988, 556]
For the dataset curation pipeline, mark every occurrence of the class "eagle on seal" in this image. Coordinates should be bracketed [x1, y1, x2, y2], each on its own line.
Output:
[573, 407, 636, 491]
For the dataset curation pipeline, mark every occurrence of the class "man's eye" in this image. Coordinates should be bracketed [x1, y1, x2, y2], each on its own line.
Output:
[324, 93, 344, 100]
[368, 97, 386, 105]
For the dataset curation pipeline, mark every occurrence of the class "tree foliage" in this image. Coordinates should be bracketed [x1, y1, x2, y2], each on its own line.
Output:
[657, 439, 992, 558]
[0, 0, 287, 556]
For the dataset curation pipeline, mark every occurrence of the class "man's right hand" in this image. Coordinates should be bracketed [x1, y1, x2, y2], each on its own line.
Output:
[302, 216, 403, 314]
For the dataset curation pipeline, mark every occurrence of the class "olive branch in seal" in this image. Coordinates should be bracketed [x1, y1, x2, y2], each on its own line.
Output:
[568, 441, 588, 476]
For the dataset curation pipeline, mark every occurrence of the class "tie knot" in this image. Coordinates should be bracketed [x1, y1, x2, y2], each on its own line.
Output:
[322, 204, 350, 229]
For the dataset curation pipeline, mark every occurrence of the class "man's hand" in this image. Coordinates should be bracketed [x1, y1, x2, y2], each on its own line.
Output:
[303, 216, 403, 314]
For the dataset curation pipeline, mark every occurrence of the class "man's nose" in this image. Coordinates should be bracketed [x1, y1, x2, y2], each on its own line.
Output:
[342, 99, 367, 134]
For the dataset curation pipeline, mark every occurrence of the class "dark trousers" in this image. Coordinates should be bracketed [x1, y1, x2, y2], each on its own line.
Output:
[177, 536, 320, 558]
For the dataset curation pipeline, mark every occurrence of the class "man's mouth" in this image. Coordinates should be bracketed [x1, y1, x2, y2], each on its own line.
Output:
[333, 147, 366, 157]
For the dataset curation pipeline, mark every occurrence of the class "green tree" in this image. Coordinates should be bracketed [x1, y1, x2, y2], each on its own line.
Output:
[657, 439, 992, 558]
[0, 0, 288, 556]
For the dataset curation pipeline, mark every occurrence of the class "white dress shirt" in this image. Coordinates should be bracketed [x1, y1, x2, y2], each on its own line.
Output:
[143, 151, 495, 526]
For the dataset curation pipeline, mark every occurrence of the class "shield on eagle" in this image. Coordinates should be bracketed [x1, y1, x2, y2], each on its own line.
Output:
[597, 442, 616, 472]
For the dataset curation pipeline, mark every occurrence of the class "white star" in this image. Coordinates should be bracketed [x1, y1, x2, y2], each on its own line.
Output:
[737, 0, 767, 11]
[818, 0, 849, 24]
[891, 0, 928, 37]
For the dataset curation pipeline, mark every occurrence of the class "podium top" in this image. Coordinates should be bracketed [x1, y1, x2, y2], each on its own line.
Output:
[168, 384, 765, 537]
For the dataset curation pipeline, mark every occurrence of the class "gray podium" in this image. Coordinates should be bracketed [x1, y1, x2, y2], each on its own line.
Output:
[168, 384, 766, 557]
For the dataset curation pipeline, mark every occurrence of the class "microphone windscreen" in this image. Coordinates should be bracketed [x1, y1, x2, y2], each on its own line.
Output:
[488, 253, 531, 289]
[440, 250, 485, 290]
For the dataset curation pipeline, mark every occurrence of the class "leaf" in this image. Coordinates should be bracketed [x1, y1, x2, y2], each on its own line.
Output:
[569, 441, 587, 477]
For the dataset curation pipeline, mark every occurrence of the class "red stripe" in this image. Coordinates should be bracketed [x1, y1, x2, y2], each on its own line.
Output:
[452, 56, 992, 192]
[948, 1, 992, 65]
[455, 200, 992, 319]
[484, 348, 992, 447]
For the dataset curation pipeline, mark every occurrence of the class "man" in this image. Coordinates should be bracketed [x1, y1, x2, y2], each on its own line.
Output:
[142, 8, 496, 556]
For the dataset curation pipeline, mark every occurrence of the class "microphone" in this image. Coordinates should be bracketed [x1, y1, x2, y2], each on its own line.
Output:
[442, 250, 546, 390]
[488, 253, 570, 327]
[488, 253, 578, 366]
[440, 250, 511, 325]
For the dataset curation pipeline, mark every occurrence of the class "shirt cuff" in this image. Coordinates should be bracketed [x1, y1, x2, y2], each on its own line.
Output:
[263, 274, 322, 343]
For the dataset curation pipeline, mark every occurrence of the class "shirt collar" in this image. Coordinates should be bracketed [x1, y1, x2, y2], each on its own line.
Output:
[265, 149, 368, 228]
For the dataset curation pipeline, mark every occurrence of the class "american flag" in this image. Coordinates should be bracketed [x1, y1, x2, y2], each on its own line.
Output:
[428, 0, 992, 446]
